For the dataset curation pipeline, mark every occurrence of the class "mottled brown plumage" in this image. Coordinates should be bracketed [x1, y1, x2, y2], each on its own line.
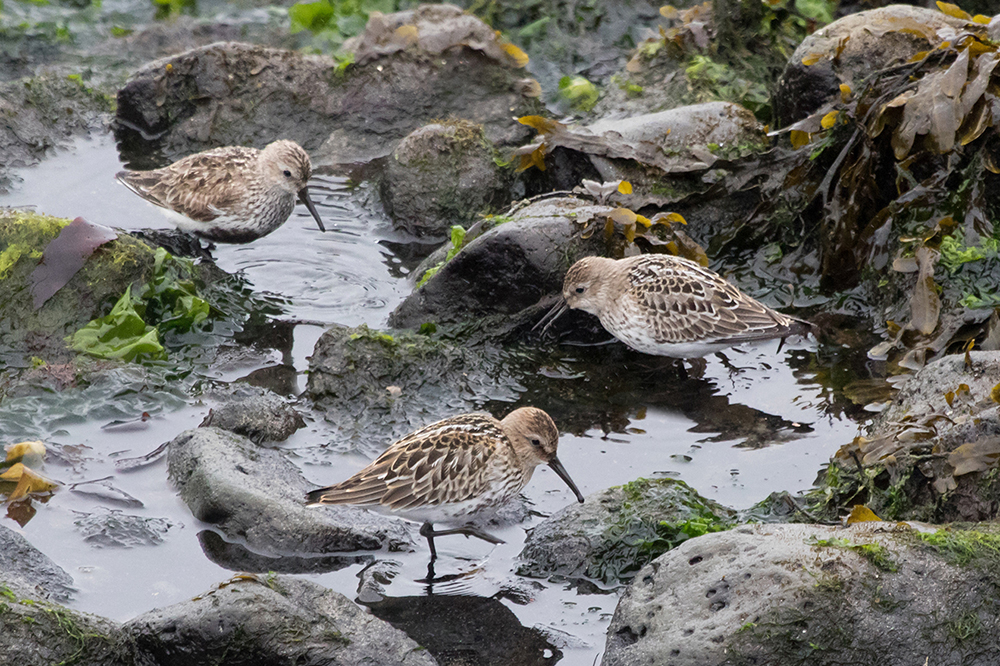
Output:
[540, 254, 805, 357]
[116, 140, 325, 243]
[306, 408, 584, 558]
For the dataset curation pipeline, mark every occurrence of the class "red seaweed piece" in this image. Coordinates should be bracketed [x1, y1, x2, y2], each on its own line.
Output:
[30, 217, 119, 310]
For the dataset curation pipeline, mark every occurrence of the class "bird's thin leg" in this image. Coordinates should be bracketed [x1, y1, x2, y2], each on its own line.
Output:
[419, 522, 438, 560]
[422, 523, 505, 545]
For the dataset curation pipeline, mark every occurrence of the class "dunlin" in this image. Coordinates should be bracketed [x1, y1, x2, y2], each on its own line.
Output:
[537, 254, 806, 358]
[116, 140, 325, 243]
[306, 407, 584, 558]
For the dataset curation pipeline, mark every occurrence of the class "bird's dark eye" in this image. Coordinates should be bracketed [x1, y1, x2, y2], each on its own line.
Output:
[575, 286, 585, 294]
[283, 169, 292, 178]
[530, 438, 542, 448]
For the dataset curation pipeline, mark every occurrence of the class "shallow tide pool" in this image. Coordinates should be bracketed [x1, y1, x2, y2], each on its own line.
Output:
[0, 134, 867, 663]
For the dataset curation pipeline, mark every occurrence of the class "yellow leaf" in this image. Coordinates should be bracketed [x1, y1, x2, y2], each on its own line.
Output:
[624, 222, 636, 244]
[801, 53, 823, 66]
[908, 50, 931, 63]
[936, 1, 971, 20]
[660, 5, 679, 19]
[839, 83, 852, 103]
[608, 208, 637, 226]
[967, 39, 992, 57]
[516, 145, 547, 172]
[663, 212, 687, 225]
[635, 215, 652, 228]
[846, 505, 882, 524]
[517, 115, 557, 133]
[500, 40, 529, 68]
[790, 130, 811, 148]
[984, 150, 1000, 173]
[821, 110, 839, 129]
[0, 462, 26, 481]
[990, 382, 1000, 404]
[618, 181, 633, 195]
[973, 14, 991, 24]
[4, 465, 58, 500]
[5, 441, 45, 466]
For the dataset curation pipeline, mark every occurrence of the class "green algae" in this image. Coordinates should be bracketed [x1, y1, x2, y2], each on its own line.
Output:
[806, 536, 899, 572]
[586, 478, 736, 584]
[914, 528, 1000, 569]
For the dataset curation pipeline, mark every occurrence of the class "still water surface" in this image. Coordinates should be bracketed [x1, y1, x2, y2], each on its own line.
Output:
[0, 134, 865, 662]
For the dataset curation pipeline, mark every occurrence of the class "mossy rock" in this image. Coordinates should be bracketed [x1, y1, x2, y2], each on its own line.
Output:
[604, 522, 1000, 666]
[0, 580, 128, 666]
[306, 324, 523, 456]
[0, 211, 156, 364]
[518, 477, 737, 587]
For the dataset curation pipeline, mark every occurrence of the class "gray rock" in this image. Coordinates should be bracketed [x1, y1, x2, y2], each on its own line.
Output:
[775, 6, 971, 125]
[200, 386, 305, 443]
[0, 75, 112, 195]
[519, 103, 768, 209]
[167, 427, 412, 558]
[0, 523, 75, 602]
[603, 522, 1000, 666]
[0, 572, 126, 666]
[123, 574, 437, 666]
[306, 325, 522, 456]
[115, 9, 536, 168]
[518, 478, 736, 586]
[389, 197, 612, 335]
[381, 120, 512, 239]
[876, 350, 1000, 427]
[73, 508, 173, 548]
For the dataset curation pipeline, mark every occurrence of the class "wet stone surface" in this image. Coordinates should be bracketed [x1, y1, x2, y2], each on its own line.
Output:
[122, 575, 439, 666]
[167, 426, 413, 561]
[199, 385, 306, 444]
[603, 522, 1000, 666]
[73, 508, 173, 549]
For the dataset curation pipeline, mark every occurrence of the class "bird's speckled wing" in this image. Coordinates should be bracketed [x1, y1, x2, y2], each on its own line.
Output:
[306, 414, 507, 509]
[627, 255, 793, 344]
[116, 147, 258, 222]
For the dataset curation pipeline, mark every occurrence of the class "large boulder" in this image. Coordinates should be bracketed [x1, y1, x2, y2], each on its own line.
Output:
[167, 426, 412, 563]
[775, 5, 974, 125]
[603, 522, 1000, 666]
[122, 574, 438, 666]
[114, 5, 537, 168]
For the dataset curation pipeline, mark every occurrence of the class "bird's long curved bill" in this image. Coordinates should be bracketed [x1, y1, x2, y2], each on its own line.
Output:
[532, 298, 568, 336]
[298, 187, 326, 232]
[549, 455, 585, 503]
